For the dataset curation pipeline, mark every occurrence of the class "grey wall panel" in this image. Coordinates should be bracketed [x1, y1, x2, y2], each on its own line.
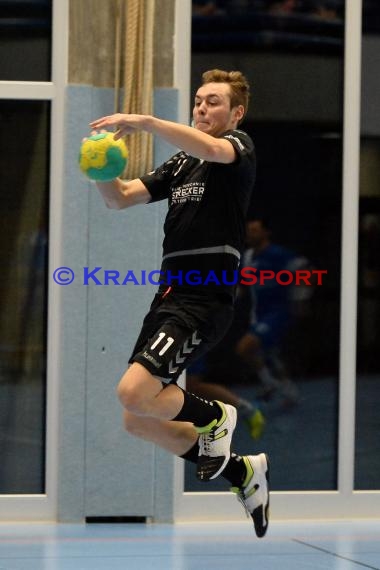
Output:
[57, 85, 91, 521]
[58, 85, 179, 521]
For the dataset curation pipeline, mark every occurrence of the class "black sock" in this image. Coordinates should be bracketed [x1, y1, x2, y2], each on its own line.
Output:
[180, 444, 246, 488]
[180, 442, 199, 463]
[221, 453, 246, 487]
[173, 389, 223, 429]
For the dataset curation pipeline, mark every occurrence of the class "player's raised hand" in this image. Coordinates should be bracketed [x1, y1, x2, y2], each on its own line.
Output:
[90, 113, 149, 139]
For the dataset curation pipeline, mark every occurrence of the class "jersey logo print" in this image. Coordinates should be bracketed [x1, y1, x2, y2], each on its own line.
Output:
[225, 134, 245, 151]
[168, 332, 202, 374]
[173, 153, 189, 177]
[171, 182, 205, 204]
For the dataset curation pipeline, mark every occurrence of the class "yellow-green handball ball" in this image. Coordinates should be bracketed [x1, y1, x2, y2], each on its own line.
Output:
[79, 132, 128, 181]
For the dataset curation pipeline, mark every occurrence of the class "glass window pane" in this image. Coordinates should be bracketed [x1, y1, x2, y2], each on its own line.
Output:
[0, 100, 50, 494]
[355, 0, 380, 490]
[186, 0, 344, 492]
[0, 0, 52, 81]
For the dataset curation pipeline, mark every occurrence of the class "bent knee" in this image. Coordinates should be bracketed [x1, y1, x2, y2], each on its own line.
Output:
[116, 363, 163, 414]
[116, 380, 146, 414]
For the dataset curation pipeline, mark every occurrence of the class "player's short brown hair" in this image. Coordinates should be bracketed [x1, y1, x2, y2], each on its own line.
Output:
[201, 69, 250, 123]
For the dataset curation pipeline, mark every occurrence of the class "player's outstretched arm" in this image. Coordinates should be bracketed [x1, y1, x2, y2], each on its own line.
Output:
[96, 177, 151, 210]
[89, 113, 236, 164]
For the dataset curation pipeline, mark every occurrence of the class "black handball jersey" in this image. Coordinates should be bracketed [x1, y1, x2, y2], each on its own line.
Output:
[140, 129, 256, 297]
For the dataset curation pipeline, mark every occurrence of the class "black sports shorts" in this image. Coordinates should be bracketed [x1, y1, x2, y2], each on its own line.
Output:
[129, 286, 234, 383]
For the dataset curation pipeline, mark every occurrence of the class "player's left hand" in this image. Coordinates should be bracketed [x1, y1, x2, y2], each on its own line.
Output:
[90, 113, 145, 139]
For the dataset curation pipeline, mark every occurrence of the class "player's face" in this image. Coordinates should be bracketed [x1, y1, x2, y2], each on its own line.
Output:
[193, 82, 243, 137]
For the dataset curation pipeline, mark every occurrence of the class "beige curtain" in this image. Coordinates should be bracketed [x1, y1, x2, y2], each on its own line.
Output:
[117, 0, 155, 179]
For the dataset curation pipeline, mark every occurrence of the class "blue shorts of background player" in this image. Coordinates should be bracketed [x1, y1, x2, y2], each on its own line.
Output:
[250, 311, 292, 351]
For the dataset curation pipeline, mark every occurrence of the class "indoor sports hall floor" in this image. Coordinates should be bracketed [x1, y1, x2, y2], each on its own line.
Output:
[0, 519, 380, 570]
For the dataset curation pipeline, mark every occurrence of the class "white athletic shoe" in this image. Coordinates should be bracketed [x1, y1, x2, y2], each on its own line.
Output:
[196, 401, 237, 481]
[232, 453, 270, 538]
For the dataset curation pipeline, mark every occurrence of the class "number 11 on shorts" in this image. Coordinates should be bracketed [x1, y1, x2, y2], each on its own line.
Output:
[150, 332, 175, 355]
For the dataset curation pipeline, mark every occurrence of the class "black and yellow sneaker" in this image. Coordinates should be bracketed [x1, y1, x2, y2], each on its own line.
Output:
[231, 453, 270, 538]
[196, 401, 237, 481]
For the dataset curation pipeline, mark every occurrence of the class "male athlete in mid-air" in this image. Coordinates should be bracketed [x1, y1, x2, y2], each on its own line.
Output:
[89, 69, 270, 538]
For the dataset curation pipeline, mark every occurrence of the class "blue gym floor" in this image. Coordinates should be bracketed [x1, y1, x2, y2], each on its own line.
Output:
[0, 520, 379, 569]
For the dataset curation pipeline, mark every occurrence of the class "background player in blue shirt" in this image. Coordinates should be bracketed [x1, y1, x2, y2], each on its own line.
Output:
[237, 218, 309, 405]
